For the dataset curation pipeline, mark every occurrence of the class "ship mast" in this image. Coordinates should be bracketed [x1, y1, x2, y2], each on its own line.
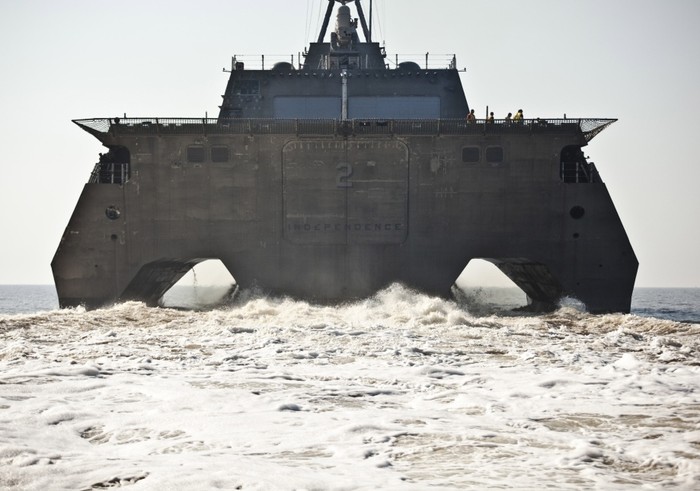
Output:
[354, 0, 371, 42]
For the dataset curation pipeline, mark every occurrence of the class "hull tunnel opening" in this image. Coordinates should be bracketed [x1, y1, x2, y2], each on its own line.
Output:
[453, 259, 528, 314]
[160, 259, 237, 309]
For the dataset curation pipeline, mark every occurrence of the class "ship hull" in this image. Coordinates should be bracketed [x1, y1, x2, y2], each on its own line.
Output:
[52, 120, 637, 313]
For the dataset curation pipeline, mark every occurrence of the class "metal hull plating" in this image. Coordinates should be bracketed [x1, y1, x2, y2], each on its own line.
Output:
[52, 119, 637, 312]
[53, 1, 637, 312]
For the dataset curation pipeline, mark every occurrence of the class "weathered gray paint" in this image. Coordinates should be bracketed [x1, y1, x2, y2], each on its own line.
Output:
[52, 1, 637, 313]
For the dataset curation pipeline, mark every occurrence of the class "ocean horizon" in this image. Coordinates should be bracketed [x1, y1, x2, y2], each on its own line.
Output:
[1, 284, 698, 323]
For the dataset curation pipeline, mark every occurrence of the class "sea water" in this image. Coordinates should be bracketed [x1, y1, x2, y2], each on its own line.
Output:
[0, 285, 698, 490]
[1, 285, 699, 322]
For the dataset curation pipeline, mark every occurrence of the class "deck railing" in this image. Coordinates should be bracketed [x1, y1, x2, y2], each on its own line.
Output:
[89, 162, 129, 184]
[74, 118, 616, 143]
[226, 53, 458, 71]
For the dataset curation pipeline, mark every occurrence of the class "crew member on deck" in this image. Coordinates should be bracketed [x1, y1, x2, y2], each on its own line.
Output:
[467, 109, 476, 123]
[513, 109, 524, 123]
[487, 112, 495, 123]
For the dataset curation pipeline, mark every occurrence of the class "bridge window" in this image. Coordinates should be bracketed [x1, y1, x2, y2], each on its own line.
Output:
[349, 96, 440, 119]
[211, 146, 229, 163]
[485, 146, 503, 163]
[187, 145, 205, 163]
[233, 80, 260, 95]
[462, 147, 480, 163]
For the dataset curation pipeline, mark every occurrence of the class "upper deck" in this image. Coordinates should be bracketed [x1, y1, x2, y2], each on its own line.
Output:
[74, 117, 615, 143]
[217, 0, 468, 120]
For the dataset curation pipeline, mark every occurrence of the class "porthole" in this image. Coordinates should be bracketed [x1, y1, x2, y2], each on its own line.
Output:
[105, 206, 120, 220]
[570, 206, 585, 219]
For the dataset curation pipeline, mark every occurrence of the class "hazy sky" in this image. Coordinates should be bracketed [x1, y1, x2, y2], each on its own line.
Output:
[1, 0, 699, 288]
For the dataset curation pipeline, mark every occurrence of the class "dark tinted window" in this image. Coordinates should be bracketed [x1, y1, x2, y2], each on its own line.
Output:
[187, 145, 205, 163]
[486, 146, 503, 163]
[462, 147, 480, 163]
[233, 80, 260, 95]
[211, 146, 229, 163]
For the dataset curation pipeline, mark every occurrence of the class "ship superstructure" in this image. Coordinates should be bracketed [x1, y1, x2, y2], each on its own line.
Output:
[53, 0, 637, 312]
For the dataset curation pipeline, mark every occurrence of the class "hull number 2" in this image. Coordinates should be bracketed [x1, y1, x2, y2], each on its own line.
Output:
[336, 163, 353, 188]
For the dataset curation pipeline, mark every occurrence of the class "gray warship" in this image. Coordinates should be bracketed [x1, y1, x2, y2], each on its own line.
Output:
[52, 0, 638, 313]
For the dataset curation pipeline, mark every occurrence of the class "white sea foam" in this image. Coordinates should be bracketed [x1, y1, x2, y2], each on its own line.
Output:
[1, 285, 699, 490]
